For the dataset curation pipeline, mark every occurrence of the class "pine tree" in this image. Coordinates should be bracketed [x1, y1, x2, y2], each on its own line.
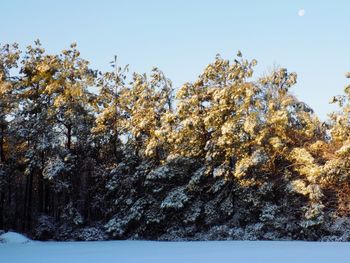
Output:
[258, 68, 326, 229]
[0, 43, 20, 229]
[0, 43, 20, 163]
[200, 53, 259, 172]
[258, 68, 324, 179]
[42, 43, 97, 228]
[323, 72, 350, 215]
[172, 52, 260, 174]
[13, 40, 59, 231]
[93, 56, 128, 161]
[121, 67, 173, 160]
[49, 43, 96, 152]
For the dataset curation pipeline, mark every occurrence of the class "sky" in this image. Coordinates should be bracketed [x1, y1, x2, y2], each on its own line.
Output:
[1, 0, 349, 120]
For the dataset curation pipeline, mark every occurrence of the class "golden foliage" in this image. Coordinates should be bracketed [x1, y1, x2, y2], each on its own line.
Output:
[4, 41, 350, 214]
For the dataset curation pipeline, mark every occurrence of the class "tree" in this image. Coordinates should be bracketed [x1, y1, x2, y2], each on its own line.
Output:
[257, 68, 324, 180]
[49, 43, 96, 152]
[200, 53, 259, 170]
[120, 67, 173, 160]
[1, 40, 350, 241]
[13, 40, 59, 231]
[322, 72, 350, 215]
[41, 43, 97, 228]
[0, 43, 20, 229]
[0, 43, 20, 163]
[172, 52, 261, 174]
[93, 57, 128, 161]
[257, 68, 326, 231]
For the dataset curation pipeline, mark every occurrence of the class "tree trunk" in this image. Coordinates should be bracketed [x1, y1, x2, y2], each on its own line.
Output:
[44, 182, 50, 214]
[0, 191, 4, 229]
[113, 134, 121, 161]
[0, 125, 5, 163]
[67, 124, 72, 151]
[23, 171, 34, 232]
[38, 172, 44, 213]
[38, 151, 45, 213]
[26, 171, 34, 231]
[0, 125, 5, 228]
[22, 173, 29, 232]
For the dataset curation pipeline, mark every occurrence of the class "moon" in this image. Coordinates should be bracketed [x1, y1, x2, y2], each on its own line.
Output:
[298, 9, 305, 17]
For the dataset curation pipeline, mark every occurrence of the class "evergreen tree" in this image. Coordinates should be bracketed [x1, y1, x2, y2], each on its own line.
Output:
[0, 43, 20, 230]
[1, 40, 350, 241]
[13, 40, 61, 231]
[121, 67, 173, 160]
[93, 57, 128, 161]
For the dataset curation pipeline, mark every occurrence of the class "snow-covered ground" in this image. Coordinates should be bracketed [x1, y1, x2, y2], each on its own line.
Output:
[2, 233, 350, 263]
[0, 231, 31, 244]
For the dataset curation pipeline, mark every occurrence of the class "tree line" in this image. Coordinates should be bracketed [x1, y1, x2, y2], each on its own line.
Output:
[1, 41, 350, 239]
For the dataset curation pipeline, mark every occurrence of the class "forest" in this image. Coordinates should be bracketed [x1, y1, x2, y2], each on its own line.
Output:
[1, 41, 350, 241]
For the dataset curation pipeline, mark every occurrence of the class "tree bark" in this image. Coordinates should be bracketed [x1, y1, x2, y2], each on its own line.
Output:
[38, 151, 45, 213]
[0, 191, 4, 229]
[0, 125, 5, 163]
[67, 124, 72, 150]
[23, 171, 34, 232]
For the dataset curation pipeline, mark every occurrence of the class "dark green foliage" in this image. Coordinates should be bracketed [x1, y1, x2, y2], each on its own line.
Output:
[0, 42, 349, 241]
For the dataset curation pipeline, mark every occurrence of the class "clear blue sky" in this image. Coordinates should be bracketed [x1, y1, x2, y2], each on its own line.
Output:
[1, 0, 349, 119]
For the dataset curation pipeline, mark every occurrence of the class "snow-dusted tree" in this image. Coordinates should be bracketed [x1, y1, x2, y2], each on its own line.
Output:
[201, 53, 260, 170]
[121, 67, 173, 160]
[40, 43, 98, 232]
[0, 43, 20, 229]
[322, 72, 350, 216]
[2, 41, 350, 241]
[172, 73, 211, 158]
[92, 57, 128, 161]
[48, 43, 96, 152]
[0, 43, 20, 163]
[13, 40, 61, 230]
[171, 53, 260, 170]
[257, 68, 324, 177]
[10, 41, 96, 232]
[257, 68, 326, 233]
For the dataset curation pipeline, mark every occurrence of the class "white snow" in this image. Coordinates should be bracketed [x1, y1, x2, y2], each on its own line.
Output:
[0, 232, 31, 244]
[2, 239, 350, 263]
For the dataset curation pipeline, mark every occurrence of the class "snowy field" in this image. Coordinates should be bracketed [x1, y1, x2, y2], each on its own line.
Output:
[2, 232, 350, 263]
